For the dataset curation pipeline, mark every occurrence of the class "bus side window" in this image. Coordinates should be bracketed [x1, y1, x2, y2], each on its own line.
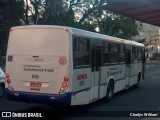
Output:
[125, 45, 131, 64]
[119, 44, 125, 63]
[95, 48, 101, 71]
[132, 47, 138, 62]
[110, 43, 119, 64]
[138, 47, 141, 62]
[73, 37, 78, 51]
[102, 41, 110, 64]
[73, 36, 90, 68]
[126, 50, 131, 64]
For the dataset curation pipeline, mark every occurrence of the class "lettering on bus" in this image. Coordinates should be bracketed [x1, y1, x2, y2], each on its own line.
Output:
[23, 68, 54, 72]
[23, 65, 41, 68]
[29, 58, 44, 62]
[109, 67, 122, 76]
[32, 75, 39, 79]
[77, 74, 87, 80]
[79, 80, 85, 86]
[110, 71, 122, 76]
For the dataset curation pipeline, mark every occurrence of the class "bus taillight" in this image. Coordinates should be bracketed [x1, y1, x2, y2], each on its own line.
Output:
[7, 79, 11, 84]
[6, 73, 11, 84]
[60, 76, 69, 94]
[6, 73, 10, 78]
[62, 82, 67, 88]
[64, 76, 69, 82]
[60, 81, 68, 94]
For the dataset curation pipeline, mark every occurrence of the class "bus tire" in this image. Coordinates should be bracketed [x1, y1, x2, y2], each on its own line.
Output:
[134, 73, 141, 88]
[106, 81, 114, 101]
[0, 84, 5, 98]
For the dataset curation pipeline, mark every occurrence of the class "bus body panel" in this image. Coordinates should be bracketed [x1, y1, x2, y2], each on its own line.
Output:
[6, 54, 68, 94]
[71, 68, 91, 105]
[6, 26, 71, 102]
[101, 65, 126, 94]
[129, 62, 142, 86]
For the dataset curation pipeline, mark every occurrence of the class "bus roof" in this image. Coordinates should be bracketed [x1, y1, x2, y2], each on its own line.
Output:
[71, 27, 144, 47]
[11, 25, 144, 47]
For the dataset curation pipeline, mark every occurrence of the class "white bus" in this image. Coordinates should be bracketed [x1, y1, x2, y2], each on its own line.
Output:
[5, 25, 145, 106]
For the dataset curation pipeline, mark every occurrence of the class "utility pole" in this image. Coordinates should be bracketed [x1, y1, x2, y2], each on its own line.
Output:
[149, 30, 151, 45]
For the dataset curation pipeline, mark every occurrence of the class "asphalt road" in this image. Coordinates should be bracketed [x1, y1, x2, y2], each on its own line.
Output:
[0, 62, 160, 120]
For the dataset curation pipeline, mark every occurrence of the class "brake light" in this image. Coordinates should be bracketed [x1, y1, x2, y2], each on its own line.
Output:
[64, 76, 69, 82]
[7, 79, 11, 84]
[62, 82, 67, 87]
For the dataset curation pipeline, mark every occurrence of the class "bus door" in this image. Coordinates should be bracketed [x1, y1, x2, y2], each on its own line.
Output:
[125, 48, 131, 88]
[90, 47, 101, 101]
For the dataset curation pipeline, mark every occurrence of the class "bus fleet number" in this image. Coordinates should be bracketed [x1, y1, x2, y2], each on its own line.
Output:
[32, 75, 39, 79]
[79, 80, 84, 86]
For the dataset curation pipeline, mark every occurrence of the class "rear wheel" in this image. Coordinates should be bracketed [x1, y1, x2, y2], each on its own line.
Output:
[134, 73, 141, 88]
[106, 81, 114, 101]
[0, 84, 4, 98]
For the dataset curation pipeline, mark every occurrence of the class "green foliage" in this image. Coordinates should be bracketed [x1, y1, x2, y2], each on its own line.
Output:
[0, 0, 139, 55]
[0, 0, 24, 55]
[99, 15, 138, 39]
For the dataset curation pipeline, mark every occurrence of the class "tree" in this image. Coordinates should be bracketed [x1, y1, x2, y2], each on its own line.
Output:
[67, 0, 107, 31]
[24, 0, 29, 25]
[0, 0, 25, 55]
[34, 0, 103, 32]
[98, 13, 138, 39]
[37, 0, 74, 26]
[29, 0, 44, 24]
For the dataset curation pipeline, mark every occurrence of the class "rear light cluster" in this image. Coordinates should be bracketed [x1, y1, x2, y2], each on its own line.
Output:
[60, 76, 69, 94]
[62, 82, 67, 87]
[6, 73, 11, 84]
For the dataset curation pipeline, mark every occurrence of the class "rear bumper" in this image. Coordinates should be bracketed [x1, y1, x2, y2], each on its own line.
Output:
[5, 88, 71, 105]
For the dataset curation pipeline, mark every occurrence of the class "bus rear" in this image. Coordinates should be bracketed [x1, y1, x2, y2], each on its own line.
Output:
[5, 26, 72, 105]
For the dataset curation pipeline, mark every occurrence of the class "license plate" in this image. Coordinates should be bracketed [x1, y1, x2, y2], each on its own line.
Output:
[30, 82, 41, 87]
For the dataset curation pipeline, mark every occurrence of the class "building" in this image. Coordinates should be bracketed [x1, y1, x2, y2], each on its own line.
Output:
[133, 21, 160, 59]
